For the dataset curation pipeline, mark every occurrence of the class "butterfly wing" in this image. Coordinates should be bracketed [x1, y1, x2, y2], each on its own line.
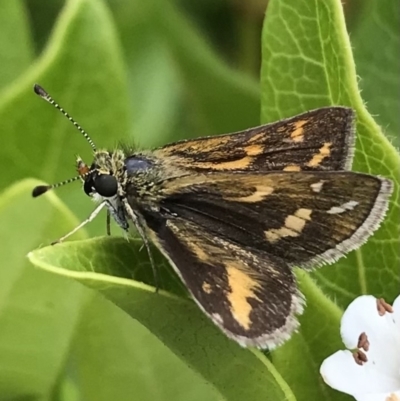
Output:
[153, 107, 355, 172]
[144, 216, 303, 349]
[154, 171, 392, 269]
[131, 170, 391, 347]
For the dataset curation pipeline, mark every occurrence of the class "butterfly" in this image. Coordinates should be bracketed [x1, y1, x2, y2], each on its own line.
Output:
[32, 84, 392, 348]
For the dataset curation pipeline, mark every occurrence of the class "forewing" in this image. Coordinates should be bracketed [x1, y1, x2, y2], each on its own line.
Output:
[143, 217, 303, 348]
[159, 171, 392, 269]
[154, 107, 355, 172]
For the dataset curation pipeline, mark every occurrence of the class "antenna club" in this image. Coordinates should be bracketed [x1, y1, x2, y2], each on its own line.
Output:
[33, 84, 48, 98]
[32, 185, 51, 198]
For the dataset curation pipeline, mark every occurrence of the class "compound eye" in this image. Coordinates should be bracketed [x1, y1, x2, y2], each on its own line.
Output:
[93, 174, 118, 197]
[83, 176, 94, 196]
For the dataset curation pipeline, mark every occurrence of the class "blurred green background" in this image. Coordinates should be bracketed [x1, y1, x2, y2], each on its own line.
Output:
[0, 0, 398, 400]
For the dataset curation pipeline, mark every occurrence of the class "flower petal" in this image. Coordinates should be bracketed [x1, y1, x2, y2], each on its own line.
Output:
[340, 295, 400, 378]
[392, 295, 400, 340]
[354, 390, 400, 401]
[320, 350, 400, 394]
[392, 295, 400, 377]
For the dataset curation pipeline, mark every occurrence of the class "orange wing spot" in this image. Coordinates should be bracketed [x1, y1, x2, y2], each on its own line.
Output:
[285, 214, 306, 233]
[248, 132, 268, 144]
[283, 165, 301, 172]
[202, 282, 212, 294]
[188, 242, 210, 262]
[196, 157, 253, 170]
[295, 208, 312, 221]
[265, 208, 311, 243]
[265, 227, 298, 243]
[290, 120, 307, 142]
[307, 142, 332, 167]
[226, 264, 261, 330]
[244, 144, 263, 156]
[224, 185, 274, 203]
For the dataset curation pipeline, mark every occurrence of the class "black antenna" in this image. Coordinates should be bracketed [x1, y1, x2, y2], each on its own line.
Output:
[32, 174, 87, 198]
[33, 84, 97, 151]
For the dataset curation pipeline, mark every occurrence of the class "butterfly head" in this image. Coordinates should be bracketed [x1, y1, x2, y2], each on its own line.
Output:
[77, 152, 120, 201]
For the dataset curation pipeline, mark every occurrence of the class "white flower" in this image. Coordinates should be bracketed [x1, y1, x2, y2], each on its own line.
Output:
[320, 294, 400, 401]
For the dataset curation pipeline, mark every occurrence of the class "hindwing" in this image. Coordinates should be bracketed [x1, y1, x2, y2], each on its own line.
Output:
[143, 216, 303, 348]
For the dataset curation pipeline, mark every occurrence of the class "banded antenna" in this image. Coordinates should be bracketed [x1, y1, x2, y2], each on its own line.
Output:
[32, 174, 89, 198]
[32, 85, 96, 198]
[33, 84, 97, 151]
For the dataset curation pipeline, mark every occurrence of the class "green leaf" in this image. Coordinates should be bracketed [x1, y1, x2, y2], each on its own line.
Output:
[0, 179, 88, 399]
[72, 293, 222, 401]
[24, 0, 64, 54]
[108, 0, 260, 147]
[351, 0, 400, 147]
[29, 237, 296, 401]
[273, 272, 351, 401]
[1, 180, 221, 401]
[0, 0, 34, 91]
[261, 0, 399, 305]
[261, 0, 399, 400]
[5, 0, 397, 400]
[0, 0, 129, 235]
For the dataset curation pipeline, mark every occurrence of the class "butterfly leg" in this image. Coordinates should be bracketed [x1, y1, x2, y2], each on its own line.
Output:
[51, 201, 107, 245]
[106, 209, 111, 236]
[121, 197, 159, 292]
